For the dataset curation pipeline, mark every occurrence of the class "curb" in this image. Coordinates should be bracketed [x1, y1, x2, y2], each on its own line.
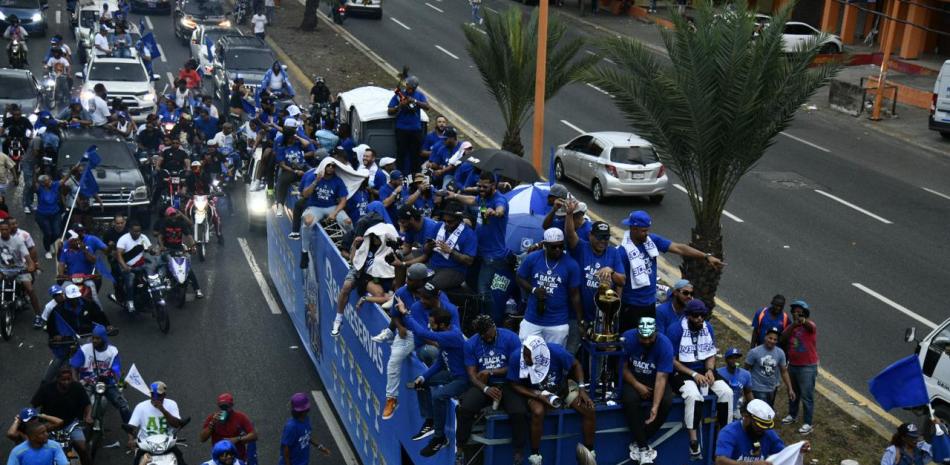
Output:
[268, 4, 900, 439]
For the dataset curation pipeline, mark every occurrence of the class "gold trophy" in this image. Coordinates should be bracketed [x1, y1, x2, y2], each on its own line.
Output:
[591, 281, 621, 343]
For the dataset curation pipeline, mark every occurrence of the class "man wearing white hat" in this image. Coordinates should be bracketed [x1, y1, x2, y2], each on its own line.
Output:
[715, 399, 810, 464]
[516, 228, 582, 347]
[270, 118, 316, 216]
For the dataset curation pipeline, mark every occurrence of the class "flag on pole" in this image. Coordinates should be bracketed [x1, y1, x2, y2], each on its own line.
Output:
[933, 423, 950, 463]
[79, 146, 100, 198]
[123, 364, 150, 397]
[868, 355, 930, 410]
[205, 36, 214, 64]
[139, 17, 146, 33]
[140, 32, 161, 61]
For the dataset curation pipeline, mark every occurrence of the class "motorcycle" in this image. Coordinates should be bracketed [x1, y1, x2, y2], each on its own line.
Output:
[50, 422, 83, 465]
[7, 137, 23, 179]
[123, 417, 190, 465]
[234, 0, 249, 24]
[164, 250, 191, 308]
[0, 265, 29, 341]
[130, 251, 171, 334]
[43, 72, 71, 111]
[56, 273, 103, 301]
[157, 169, 185, 211]
[8, 39, 27, 69]
[330, 0, 346, 24]
[188, 187, 222, 261]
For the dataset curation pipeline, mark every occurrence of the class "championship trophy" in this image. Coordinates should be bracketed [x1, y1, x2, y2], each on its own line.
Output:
[591, 282, 621, 342]
[587, 281, 623, 400]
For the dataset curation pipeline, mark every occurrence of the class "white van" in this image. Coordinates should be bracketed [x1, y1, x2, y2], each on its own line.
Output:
[929, 60, 950, 139]
[337, 86, 428, 159]
[905, 317, 950, 423]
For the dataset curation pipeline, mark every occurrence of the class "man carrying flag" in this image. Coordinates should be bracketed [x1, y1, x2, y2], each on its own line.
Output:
[135, 32, 160, 79]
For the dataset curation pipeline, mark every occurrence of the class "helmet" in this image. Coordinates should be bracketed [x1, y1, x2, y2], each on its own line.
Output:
[63, 284, 82, 299]
[190, 160, 202, 168]
[70, 97, 82, 106]
[405, 75, 419, 89]
[50, 36, 61, 44]
[314, 75, 325, 83]
[8, 15, 19, 24]
[48, 284, 64, 297]
[164, 207, 177, 217]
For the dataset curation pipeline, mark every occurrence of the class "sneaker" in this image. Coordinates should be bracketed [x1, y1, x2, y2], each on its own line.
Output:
[628, 444, 640, 462]
[195, 289, 204, 299]
[798, 424, 813, 435]
[275, 207, 283, 217]
[44, 251, 52, 260]
[781, 415, 795, 425]
[528, 454, 543, 465]
[32, 316, 45, 329]
[23, 206, 31, 214]
[639, 446, 657, 464]
[478, 18, 483, 24]
[689, 441, 701, 460]
[420, 436, 447, 457]
[411, 421, 434, 441]
[108, 293, 119, 304]
[126, 301, 136, 313]
[381, 397, 397, 420]
[299, 252, 309, 269]
[288, 232, 300, 240]
[331, 319, 342, 337]
[372, 328, 394, 343]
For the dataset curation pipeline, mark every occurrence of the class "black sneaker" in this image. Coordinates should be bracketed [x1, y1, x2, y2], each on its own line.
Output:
[411, 421, 434, 441]
[420, 436, 448, 457]
[299, 252, 309, 269]
[689, 441, 702, 460]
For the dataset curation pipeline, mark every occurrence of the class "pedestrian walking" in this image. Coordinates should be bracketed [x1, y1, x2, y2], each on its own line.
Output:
[780, 300, 818, 435]
[745, 327, 795, 407]
[278, 393, 331, 465]
[251, 9, 267, 39]
[469, 0, 482, 25]
[200, 393, 258, 462]
[264, 0, 275, 25]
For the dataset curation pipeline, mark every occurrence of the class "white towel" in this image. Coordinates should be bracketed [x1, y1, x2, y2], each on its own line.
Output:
[766, 441, 805, 465]
[519, 336, 551, 385]
[676, 318, 716, 364]
[350, 222, 399, 279]
[315, 157, 369, 200]
[621, 232, 658, 289]
[434, 222, 465, 260]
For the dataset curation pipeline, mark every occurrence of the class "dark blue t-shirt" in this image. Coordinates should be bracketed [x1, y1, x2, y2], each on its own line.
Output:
[517, 250, 581, 327]
[387, 90, 427, 131]
[464, 328, 521, 384]
[717, 366, 752, 412]
[307, 175, 347, 208]
[666, 321, 717, 372]
[423, 222, 477, 274]
[194, 116, 218, 140]
[620, 233, 672, 306]
[345, 189, 370, 224]
[274, 140, 307, 169]
[403, 217, 439, 247]
[568, 239, 626, 321]
[408, 299, 460, 330]
[277, 417, 311, 465]
[404, 315, 467, 379]
[715, 421, 785, 462]
[37, 181, 62, 215]
[475, 192, 509, 260]
[751, 307, 790, 346]
[655, 299, 683, 336]
[411, 189, 436, 218]
[378, 182, 409, 223]
[621, 330, 674, 385]
[507, 342, 575, 392]
[422, 129, 445, 153]
[59, 235, 107, 275]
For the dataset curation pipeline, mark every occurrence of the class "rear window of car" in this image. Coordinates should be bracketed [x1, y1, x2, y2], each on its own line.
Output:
[610, 146, 659, 165]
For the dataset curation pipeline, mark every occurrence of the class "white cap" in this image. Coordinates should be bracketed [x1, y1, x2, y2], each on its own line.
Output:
[287, 105, 301, 117]
[379, 157, 396, 167]
[543, 227, 564, 243]
[745, 399, 775, 427]
[64, 284, 82, 299]
[283, 118, 299, 128]
[555, 201, 588, 217]
[66, 230, 79, 240]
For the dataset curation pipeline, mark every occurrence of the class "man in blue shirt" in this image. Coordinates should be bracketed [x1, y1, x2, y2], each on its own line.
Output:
[270, 119, 316, 214]
[378, 170, 411, 223]
[193, 107, 219, 142]
[506, 336, 596, 465]
[750, 294, 789, 348]
[621, 318, 674, 465]
[420, 115, 447, 160]
[618, 210, 724, 333]
[446, 172, 511, 319]
[715, 399, 807, 464]
[717, 347, 753, 422]
[6, 421, 69, 465]
[56, 226, 107, 306]
[278, 393, 330, 465]
[655, 279, 692, 336]
[294, 162, 350, 269]
[516, 228, 582, 347]
[417, 203, 476, 291]
[386, 75, 429, 174]
[427, 127, 459, 188]
[397, 303, 468, 458]
[454, 315, 523, 464]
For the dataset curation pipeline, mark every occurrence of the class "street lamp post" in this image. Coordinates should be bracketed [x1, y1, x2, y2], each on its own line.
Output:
[531, 0, 549, 170]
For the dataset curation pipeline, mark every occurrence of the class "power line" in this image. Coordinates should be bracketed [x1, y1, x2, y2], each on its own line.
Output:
[835, 0, 950, 38]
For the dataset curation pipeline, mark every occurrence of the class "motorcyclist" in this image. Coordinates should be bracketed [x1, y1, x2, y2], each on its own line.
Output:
[114, 222, 152, 313]
[171, 112, 201, 149]
[0, 220, 40, 325]
[45, 35, 72, 63]
[3, 15, 29, 58]
[158, 97, 183, 127]
[256, 61, 294, 107]
[127, 382, 185, 465]
[154, 207, 203, 298]
[309, 76, 331, 106]
[174, 78, 198, 111]
[184, 160, 222, 242]
[56, 225, 107, 307]
[2, 105, 34, 156]
[202, 440, 245, 465]
[45, 284, 112, 381]
[38, 284, 65, 329]
[110, 22, 133, 59]
[69, 323, 132, 423]
[57, 99, 94, 128]
[137, 114, 164, 154]
[30, 368, 94, 465]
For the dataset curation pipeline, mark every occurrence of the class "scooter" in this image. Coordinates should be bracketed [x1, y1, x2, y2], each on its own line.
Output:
[130, 251, 171, 334]
[8, 39, 27, 69]
[164, 249, 191, 308]
[158, 169, 185, 211]
[123, 417, 190, 465]
[0, 265, 29, 341]
[330, 0, 345, 24]
[50, 422, 83, 465]
[7, 137, 24, 179]
[189, 193, 218, 262]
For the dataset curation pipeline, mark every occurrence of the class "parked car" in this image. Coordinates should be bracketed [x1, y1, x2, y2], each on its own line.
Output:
[344, 0, 381, 19]
[78, 55, 158, 122]
[905, 317, 950, 423]
[210, 35, 275, 107]
[0, 0, 47, 36]
[553, 131, 668, 204]
[0, 68, 44, 114]
[928, 59, 950, 139]
[780, 21, 842, 54]
[337, 86, 429, 159]
[174, 0, 229, 43]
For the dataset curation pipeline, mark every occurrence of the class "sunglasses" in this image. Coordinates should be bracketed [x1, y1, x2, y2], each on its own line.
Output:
[679, 290, 693, 296]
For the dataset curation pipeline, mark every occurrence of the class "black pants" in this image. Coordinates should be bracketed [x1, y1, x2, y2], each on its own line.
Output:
[457, 384, 528, 452]
[275, 169, 300, 207]
[621, 379, 673, 448]
[620, 303, 656, 334]
[395, 128, 422, 175]
[430, 268, 465, 291]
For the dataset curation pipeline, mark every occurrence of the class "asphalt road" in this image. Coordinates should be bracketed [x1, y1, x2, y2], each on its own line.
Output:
[0, 5, 352, 465]
[341, 0, 950, 394]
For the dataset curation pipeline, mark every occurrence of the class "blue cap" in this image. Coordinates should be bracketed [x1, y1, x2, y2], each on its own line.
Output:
[48, 284, 63, 297]
[621, 210, 652, 228]
[684, 299, 708, 315]
[19, 408, 38, 422]
[790, 300, 809, 310]
[724, 347, 742, 358]
[390, 170, 403, 181]
[673, 279, 691, 290]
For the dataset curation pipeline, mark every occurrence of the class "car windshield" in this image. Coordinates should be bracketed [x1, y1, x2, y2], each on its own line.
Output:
[183, 0, 224, 16]
[225, 49, 273, 70]
[57, 139, 138, 169]
[609, 145, 659, 165]
[80, 11, 99, 29]
[88, 62, 146, 82]
[0, 74, 35, 99]
[0, 0, 38, 8]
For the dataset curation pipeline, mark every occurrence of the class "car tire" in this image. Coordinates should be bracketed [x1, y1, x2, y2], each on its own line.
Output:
[554, 158, 565, 181]
[648, 194, 664, 204]
[591, 179, 605, 203]
[373, 8, 383, 19]
[940, 131, 950, 140]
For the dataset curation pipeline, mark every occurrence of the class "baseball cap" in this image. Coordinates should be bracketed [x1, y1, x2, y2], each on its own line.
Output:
[724, 347, 743, 359]
[406, 263, 435, 281]
[389, 170, 403, 181]
[673, 279, 692, 290]
[165, 207, 177, 217]
[638, 317, 657, 337]
[286, 105, 301, 117]
[64, 284, 82, 299]
[19, 408, 38, 422]
[412, 173, 427, 184]
[548, 184, 569, 200]
[622, 210, 652, 228]
[206, 138, 217, 146]
[684, 299, 708, 315]
[898, 422, 920, 438]
[48, 284, 64, 297]
[150, 381, 167, 396]
[217, 393, 234, 406]
[442, 202, 465, 217]
[543, 228, 564, 243]
[397, 205, 420, 221]
[591, 221, 611, 239]
[419, 281, 439, 298]
[790, 300, 810, 310]
[443, 127, 457, 139]
[379, 157, 396, 167]
[191, 160, 202, 167]
[765, 326, 782, 337]
[746, 399, 775, 429]
[283, 118, 299, 128]
[290, 392, 310, 412]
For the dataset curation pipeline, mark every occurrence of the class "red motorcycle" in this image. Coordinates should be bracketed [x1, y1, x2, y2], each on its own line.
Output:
[56, 273, 103, 301]
[8, 137, 24, 180]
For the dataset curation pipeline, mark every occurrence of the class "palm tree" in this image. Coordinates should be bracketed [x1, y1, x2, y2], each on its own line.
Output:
[463, 8, 597, 157]
[585, 2, 841, 307]
[300, 0, 320, 30]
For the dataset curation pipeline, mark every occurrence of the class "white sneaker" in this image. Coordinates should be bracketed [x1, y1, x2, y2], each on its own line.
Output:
[23, 206, 31, 214]
[44, 251, 52, 260]
[781, 415, 795, 425]
[372, 328, 394, 343]
[798, 424, 813, 435]
[528, 454, 542, 465]
[275, 207, 284, 217]
[331, 319, 342, 336]
[639, 447, 657, 464]
[628, 444, 639, 462]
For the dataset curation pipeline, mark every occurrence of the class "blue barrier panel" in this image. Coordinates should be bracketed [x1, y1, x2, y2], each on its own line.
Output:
[267, 210, 719, 465]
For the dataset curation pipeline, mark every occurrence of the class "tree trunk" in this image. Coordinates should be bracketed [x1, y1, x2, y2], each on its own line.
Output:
[300, 0, 319, 30]
[680, 221, 724, 313]
[501, 126, 525, 158]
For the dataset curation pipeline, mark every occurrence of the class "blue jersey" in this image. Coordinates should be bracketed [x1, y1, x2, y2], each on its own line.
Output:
[517, 250, 581, 327]
[715, 421, 785, 462]
[620, 233, 672, 306]
[6, 440, 68, 465]
[464, 328, 521, 384]
[507, 342, 575, 392]
[621, 330, 674, 385]
[474, 192, 509, 260]
[423, 222, 477, 274]
[277, 417, 311, 465]
[405, 316, 467, 379]
[568, 239, 625, 321]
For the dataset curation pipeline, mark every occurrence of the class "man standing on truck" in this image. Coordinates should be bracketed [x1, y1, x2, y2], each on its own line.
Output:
[387, 75, 429, 175]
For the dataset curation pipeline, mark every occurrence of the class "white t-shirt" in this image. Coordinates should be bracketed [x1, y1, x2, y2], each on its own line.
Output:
[251, 14, 267, 34]
[93, 33, 111, 56]
[211, 131, 233, 151]
[89, 96, 111, 126]
[116, 233, 151, 266]
[73, 343, 120, 382]
[268, 72, 284, 90]
[129, 398, 180, 440]
[46, 57, 70, 75]
[0, 234, 30, 268]
[13, 229, 35, 249]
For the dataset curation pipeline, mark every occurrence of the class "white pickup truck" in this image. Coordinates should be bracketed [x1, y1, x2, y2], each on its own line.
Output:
[906, 318, 950, 423]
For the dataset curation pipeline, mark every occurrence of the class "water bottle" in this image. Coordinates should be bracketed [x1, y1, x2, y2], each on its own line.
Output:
[505, 298, 518, 316]
[540, 390, 562, 408]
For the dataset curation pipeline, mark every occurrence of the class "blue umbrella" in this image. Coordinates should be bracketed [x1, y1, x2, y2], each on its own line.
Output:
[504, 183, 553, 254]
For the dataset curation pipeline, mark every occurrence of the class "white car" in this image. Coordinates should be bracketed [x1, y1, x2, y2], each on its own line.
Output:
[78, 55, 157, 122]
[344, 0, 382, 19]
[72, 0, 118, 49]
[780, 21, 842, 54]
[906, 317, 950, 423]
[553, 131, 668, 204]
[189, 25, 242, 77]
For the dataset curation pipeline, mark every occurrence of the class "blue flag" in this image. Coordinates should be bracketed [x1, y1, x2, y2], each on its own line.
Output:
[205, 36, 214, 64]
[548, 146, 556, 186]
[79, 146, 100, 197]
[868, 355, 929, 410]
[140, 32, 161, 60]
[933, 424, 950, 463]
[139, 17, 146, 33]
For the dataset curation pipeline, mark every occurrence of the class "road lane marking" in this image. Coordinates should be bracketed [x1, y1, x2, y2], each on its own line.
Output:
[922, 187, 950, 201]
[389, 17, 411, 30]
[156, 43, 168, 62]
[238, 237, 282, 314]
[435, 45, 459, 60]
[145, 16, 154, 29]
[672, 184, 745, 223]
[311, 390, 359, 464]
[166, 72, 175, 86]
[425, 2, 443, 13]
[813, 189, 893, 224]
[560, 119, 585, 134]
[585, 82, 611, 97]
[55, 10, 60, 24]
[779, 131, 831, 153]
[852, 283, 937, 329]
[584, 50, 615, 64]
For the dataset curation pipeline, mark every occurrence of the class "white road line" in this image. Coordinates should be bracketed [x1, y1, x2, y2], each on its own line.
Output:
[852, 283, 937, 329]
[922, 187, 950, 201]
[779, 131, 831, 153]
[813, 189, 893, 224]
[474, 27, 487, 35]
[672, 184, 745, 223]
[425, 2, 443, 13]
[55, 10, 60, 24]
[238, 237, 282, 314]
[145, 16, 154, 29]
[560, 119, 585, 134]
[585, 50, 616, 64]
[485, 6, 497, 12]
[310, 390, 359, 464]
[389, 17, 411, 30]
[166, 72, 175, 86]
[585, 82, 611, 96]
[156, 43, 168, 62]
[435, 45, 459, 60]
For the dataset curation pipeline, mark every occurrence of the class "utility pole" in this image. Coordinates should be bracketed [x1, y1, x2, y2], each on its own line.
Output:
[531, 0, 549, 170]
[871, 0, 900, 121]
